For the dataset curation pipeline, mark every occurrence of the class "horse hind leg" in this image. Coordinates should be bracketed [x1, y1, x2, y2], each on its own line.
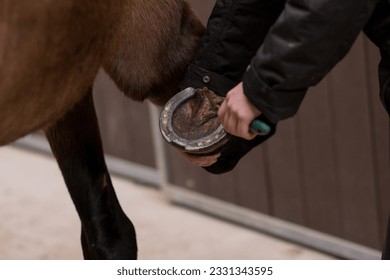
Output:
[44, 89, 137, 259]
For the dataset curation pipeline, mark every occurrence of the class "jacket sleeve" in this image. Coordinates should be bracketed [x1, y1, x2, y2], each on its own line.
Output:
[243, 0, 381, 123]
[181, 0, 285, 96]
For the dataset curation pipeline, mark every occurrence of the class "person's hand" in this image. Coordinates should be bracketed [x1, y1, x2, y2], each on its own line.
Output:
[179, 151, 221, 167]
[218, 82, 260, 140]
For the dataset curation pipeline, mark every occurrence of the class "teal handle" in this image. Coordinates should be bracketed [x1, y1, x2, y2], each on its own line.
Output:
[250, 119, 271, 135]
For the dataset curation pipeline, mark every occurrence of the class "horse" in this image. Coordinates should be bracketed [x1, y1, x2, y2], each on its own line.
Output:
[0, 0, 204, 259]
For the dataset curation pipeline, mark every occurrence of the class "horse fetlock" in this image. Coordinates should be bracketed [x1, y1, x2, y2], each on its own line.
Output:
[81, 218, 137, 260]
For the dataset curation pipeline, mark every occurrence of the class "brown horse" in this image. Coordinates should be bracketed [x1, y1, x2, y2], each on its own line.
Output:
[0, 0, 204, 259]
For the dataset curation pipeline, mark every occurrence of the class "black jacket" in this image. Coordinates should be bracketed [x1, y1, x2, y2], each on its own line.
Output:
[180, 0, 390, 174]
[183, 0, 390, 123]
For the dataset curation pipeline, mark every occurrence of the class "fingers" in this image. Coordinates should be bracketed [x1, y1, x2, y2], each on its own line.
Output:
[218, 83, 259, 140]
[179, 151, 221, 167]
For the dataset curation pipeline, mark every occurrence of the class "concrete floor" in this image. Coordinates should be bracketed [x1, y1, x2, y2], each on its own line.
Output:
[0, 145, 335, 260]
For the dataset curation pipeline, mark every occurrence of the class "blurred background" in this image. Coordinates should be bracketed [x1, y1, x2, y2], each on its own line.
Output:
[1, 0, 389, 259]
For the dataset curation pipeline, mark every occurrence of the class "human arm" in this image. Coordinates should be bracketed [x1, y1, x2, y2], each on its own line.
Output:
[218, 0, 381, 139]
[241, 0, 381, 124]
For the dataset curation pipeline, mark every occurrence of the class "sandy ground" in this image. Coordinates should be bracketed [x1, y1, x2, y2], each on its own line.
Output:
[0, 145, 335, 260]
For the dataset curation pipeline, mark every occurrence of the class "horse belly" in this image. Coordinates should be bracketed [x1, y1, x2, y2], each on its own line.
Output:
[0, 0, 117, 145]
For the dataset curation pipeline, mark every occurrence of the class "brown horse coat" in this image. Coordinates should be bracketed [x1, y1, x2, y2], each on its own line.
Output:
[0, 0, 203, 259]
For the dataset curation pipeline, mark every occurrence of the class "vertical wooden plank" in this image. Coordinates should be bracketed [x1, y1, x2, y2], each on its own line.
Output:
[234, 144, 271, 214]
[295, 78, 343, 237]
[326, 35, 380, 248]
[364, 39, 390, 246]
[93, 69, 155, 167]
[265, 119, 305, 224]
